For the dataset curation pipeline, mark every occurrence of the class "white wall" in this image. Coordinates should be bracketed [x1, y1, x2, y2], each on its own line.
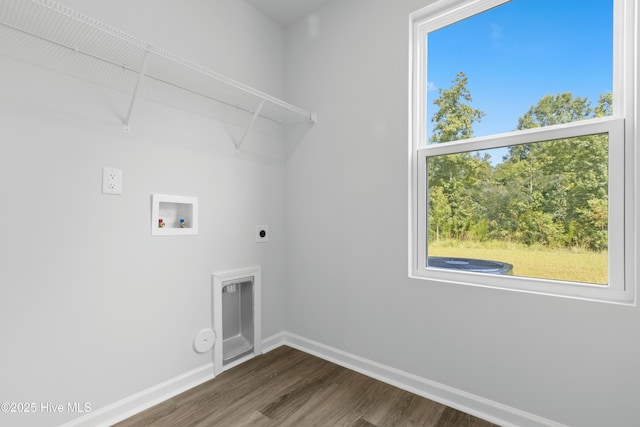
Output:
[3, 0, 639, 425]
[284, 1, 640, 426]
[0, 1, 287, 426]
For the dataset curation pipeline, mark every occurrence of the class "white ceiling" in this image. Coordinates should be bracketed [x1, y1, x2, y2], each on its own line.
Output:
[245, 0, 334, 27]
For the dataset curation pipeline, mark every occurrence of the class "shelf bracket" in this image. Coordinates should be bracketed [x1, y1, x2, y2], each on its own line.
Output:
[234, 99, 266, 150]
[123, 48, 150, 133]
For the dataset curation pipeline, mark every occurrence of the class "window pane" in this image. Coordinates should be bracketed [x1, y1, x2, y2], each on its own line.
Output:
[426, 133, 609, 285]
[426, 0, 613, 142]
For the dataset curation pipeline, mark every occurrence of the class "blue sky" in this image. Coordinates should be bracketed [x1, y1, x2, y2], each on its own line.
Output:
[426, 0, 613, 141]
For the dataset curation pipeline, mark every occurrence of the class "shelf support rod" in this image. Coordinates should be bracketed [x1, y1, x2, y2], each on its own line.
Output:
[235, 99, 265, 150]
[124, 48, 150, 133]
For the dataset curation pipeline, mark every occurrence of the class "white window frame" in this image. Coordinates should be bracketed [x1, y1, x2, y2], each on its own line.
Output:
[409, 0, 638, 304]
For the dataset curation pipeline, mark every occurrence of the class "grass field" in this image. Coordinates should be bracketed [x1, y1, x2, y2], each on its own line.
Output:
[429, 240, 608, 285]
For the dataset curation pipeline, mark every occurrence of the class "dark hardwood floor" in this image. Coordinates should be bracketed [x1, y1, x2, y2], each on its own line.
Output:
[115, 346, 499, 426]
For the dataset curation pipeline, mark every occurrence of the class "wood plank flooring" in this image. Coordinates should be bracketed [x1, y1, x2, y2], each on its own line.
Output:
[115, 346, 499, 427]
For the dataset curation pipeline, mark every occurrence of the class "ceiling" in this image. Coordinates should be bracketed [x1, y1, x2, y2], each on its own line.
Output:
[245, 0, 335, 27]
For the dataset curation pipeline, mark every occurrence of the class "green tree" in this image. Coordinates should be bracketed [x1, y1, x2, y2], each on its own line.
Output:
[428, 78, 611, 251]
[428, 186, 451, 241]
[517, 93, 592, 129]
[428, 72, 489, 240]
[431, 72, 485, 143]
[503, 92, 610, 250]
[594, 92, 612, 118]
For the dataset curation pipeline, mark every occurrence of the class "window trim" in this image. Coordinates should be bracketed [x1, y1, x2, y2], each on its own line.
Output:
[408, 0, 637, 304]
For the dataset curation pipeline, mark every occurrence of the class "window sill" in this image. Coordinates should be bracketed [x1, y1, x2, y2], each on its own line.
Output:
[409, 268, 636, 306]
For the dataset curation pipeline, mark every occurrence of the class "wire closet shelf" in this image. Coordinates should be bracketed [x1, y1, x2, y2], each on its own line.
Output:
[0, 0, 316, 136]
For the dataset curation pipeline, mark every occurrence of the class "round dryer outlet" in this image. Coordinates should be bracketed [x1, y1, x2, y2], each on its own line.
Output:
[256, 225, 270, 242]
[193, 328, 216, 353]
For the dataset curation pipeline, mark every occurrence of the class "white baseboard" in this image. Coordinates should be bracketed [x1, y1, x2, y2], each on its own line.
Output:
[262, 331, 286, 353]
[60, 333, 285, 427]
[282, 333, 565, 427]
[60, 332, 564, 427]
[60, 363, 215, 427]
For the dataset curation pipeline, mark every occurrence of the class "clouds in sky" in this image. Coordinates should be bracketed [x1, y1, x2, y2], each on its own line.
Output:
[490, 23, 505, 48]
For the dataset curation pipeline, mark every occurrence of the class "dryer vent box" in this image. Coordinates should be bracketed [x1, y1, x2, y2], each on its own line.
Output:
[212, 267, 262, 375]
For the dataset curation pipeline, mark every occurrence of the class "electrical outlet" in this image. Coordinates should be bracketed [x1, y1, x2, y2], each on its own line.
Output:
[102, 167, 123, 195]
[256, 225, 270, 243]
